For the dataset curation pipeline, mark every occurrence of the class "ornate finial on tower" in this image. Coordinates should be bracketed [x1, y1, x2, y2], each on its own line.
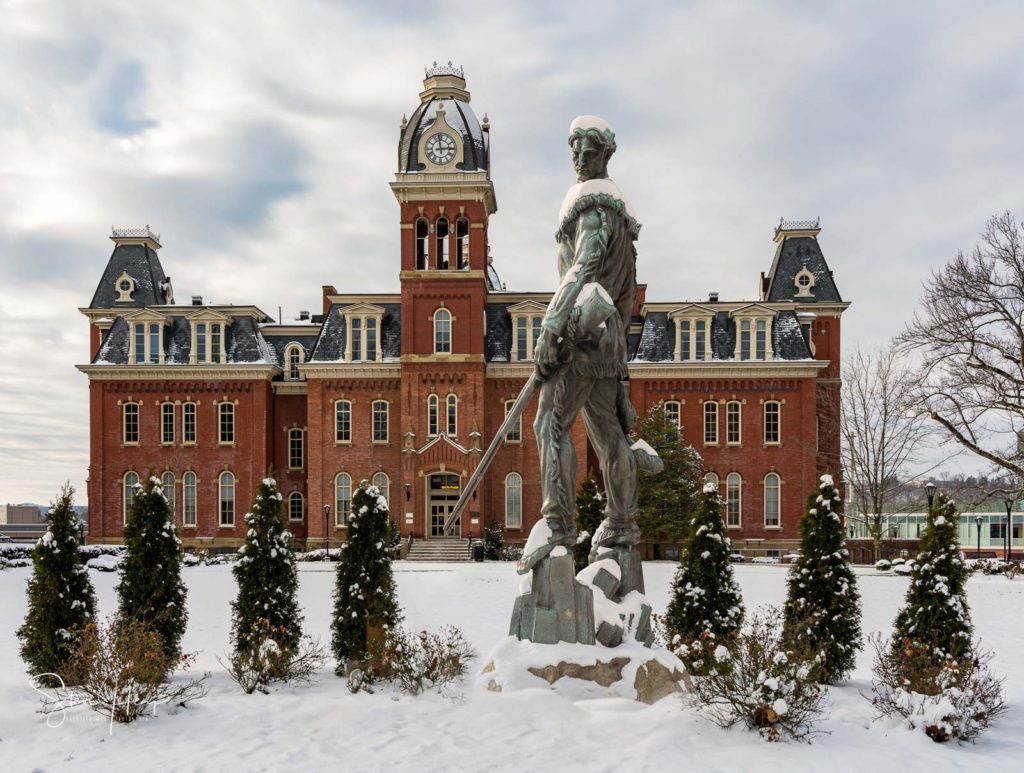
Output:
[400, 114, 407, 130]
[425, 60, 465, 79]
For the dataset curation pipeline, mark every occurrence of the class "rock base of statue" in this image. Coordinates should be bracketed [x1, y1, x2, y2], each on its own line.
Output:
[510, 523, 655, 649]
[510, 547, 595, 645]
[480, 637, 689, 705]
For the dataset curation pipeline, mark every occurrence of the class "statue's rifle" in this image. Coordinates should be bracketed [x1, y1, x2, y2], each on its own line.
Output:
[443, 283, 617, 536]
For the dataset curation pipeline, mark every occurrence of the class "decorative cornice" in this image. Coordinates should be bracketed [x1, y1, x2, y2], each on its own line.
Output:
[398, 270, 486, 281]
[402, 354, 484, 364]
[301, 364, 402, 378]
[626, 361, 829, 379]
[77, 365, 278, 380]
[486, 363, 535, 378]
[272, 381, 309, 395]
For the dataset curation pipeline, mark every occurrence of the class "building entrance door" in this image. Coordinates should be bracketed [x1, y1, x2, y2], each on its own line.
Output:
[428, 473, 461, 537]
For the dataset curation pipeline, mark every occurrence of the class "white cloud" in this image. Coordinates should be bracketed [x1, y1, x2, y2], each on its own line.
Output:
[1, 0, 1021, 501]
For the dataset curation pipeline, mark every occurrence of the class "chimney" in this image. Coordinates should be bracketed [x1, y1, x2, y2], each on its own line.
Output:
[322, 285, 337, 315]
[708, 292, 719, 303]
[298, 310, 310, 321]
[191, 295, 203, 306]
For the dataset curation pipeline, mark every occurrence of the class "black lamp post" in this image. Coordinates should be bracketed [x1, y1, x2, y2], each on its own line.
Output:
[925, 481, 937, 510]
[323, 504, 331, 557]
[1004, 498, 1013, 562]
[976, 514, 983, 557]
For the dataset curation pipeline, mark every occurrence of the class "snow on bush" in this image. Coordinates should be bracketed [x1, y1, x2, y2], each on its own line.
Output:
[867, 633, 1006, 743]
[355, 625, 475, 696]
[688, 606, 828, 742]
[874, 560, 891, 572]
[892, 560, 914, 576]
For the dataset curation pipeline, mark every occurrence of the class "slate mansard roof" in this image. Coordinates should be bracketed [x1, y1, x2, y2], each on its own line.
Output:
[93, 314, 277, 366]
[632, 310, 812, 363]
[763, 233, 843, 304]
[89, 243, 170, 308]
[308, 303, 402, 363]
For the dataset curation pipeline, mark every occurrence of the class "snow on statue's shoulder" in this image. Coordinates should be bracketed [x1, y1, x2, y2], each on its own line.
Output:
[557, 178, 637, 225]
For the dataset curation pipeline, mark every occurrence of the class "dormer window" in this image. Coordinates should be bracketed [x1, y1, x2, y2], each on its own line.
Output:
[794, 265, 816, 297]
[668, 305, 714, 362]
[730, 305, 775, 361]
[284, 342, 305, 380]
[508, 301, 547, 361]
[343, 304, 385, 362]
[125, 311, 168, 364]
[186, 309, 231, 365]
[114, 270, 136, 302]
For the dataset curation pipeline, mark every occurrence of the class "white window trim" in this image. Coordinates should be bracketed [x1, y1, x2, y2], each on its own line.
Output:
[726, 472, 742, 529]
[372, 472, 390, 506]
[427, 394, 440, 438]
[182, 401, 197, 446]
[288, 427, 305, 470]
[446, 393, 458, 437]
[732, 314, 774, 361]
[218, 471, 235, 527]
[161, 402, 176, 446]
[371, 399, 390, 444]
[218, 402, 235, 446]
[122, 401, 140, 446]
[288, 491, 305, 522]
[504, 399, 522, 443]
[189, 320, 228, 365]
[344, 313, 383, 362]
[726, 400, 742, 446]
[334, 472, 352, 528]
[703, 401, 719, 446]
[763, 400, 782, 446]
[334, 400, 353, 445]
[664, 400, 682, 429]
[511, 313, 545, 361]
[284, 342, 305, 380]
[129, 318, 167, 365]
[505, 472, 523, 529]
[161, 471, 175, 520]
[432, 308, 453, 355]
[671, 314, 713, 362]
[182, 471, 197, 528]
[123, 471, 140, 525]
[764, 472, 781, 529]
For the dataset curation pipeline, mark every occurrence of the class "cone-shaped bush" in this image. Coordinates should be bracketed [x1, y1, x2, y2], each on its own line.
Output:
[116, 475, 187, 666]
[573, 473, 604, 573]
[231, 476, 302, 657]
[17, 485, 97, 686]
[331, 480, 402, 673]
[783, 474, 862, 683]
[664, 481, 744, 672]
[891, 492, 972, 666]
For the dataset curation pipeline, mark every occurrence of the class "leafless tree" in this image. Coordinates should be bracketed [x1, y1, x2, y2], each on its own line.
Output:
[897, 212, 1024, 481]
[841, 346, 943, 562]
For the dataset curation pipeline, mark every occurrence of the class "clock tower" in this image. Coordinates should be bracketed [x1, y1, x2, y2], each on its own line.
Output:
[390, 62, 497, 538]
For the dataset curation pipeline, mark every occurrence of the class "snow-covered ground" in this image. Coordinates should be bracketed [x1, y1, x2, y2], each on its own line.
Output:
[1, 562, 1021, 772]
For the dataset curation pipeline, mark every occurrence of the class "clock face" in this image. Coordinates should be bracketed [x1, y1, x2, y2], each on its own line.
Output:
[425, 132, 457, 165]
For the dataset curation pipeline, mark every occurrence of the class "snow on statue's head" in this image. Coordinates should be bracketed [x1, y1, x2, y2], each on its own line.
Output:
[568, 115, 616, 181]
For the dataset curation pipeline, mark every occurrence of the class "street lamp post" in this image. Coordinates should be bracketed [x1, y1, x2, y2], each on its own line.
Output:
[324, 504, 331, 558]
[1004, 498, 1013, 562]
[976, 514, 983, 558]
[925, 481, 937, 511]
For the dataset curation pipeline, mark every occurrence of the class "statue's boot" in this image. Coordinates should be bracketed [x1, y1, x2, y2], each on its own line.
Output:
[516, 516, 576, 575]
[588, 517, 641, 563]
[630, 439, 664, 474]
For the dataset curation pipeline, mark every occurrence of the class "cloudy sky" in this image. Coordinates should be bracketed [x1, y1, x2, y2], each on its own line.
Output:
[1, 0, 1021, 504]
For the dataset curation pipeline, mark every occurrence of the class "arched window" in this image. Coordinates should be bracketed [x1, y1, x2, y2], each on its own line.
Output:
[434, 308, 451, 354]
[123, 402, 139, 445]
[456, 218, 470, 270]
[704, 471, 719, 491]
[764, 473, 780, 527]
[446, 393, 458, 436]
[372, 472, 390, 506]
[703, 401, 718, 444]
[435, 217, 450, 269]
[182, 402, 197, 445]
[219, 471, 235, 527]
[288, 428, 304, 470]
[427, 394, 439, 437]
[335, 400, 352, 443]
[726, 401, 742, 445]
[505, 473, 522, 528]
[161, 471, 175, 519]
[219, 402, 235, 445]
[285, 343, 304, 381]
[288, 491, 304, 522]
[415, 217, 429, 270]
[161, 403, 175, 444]
[726, 473, 742, 527]
[335, 473, 352, 526]
[372, 400, 389, 443]
[183, 471, 197, 527]
[123, 471, 140, 524]
[664, 400, 681, 429]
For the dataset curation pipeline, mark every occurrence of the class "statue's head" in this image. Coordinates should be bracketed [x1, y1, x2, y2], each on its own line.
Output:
[568, 116, 616, 182]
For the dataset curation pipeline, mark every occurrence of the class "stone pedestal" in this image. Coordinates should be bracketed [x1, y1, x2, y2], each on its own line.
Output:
[509, 548, 595, 645]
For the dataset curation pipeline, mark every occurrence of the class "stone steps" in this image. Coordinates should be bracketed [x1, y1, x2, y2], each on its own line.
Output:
[405, 538, 471, 562]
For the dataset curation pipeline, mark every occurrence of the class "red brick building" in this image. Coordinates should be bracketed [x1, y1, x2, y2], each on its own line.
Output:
[79, 65, 847, 555]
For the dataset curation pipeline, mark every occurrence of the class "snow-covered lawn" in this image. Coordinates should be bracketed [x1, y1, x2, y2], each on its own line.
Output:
[1, 562, 1022, 771]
